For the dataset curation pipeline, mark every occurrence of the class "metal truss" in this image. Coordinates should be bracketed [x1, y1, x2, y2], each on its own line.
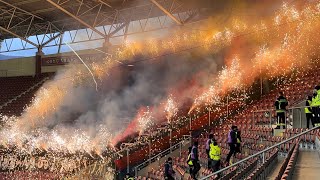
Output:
[0, 0, 62, 51]
[0, 0, 202, 54]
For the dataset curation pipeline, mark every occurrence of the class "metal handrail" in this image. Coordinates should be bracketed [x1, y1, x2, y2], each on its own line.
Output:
[134, 135, 191, 176]
[200, 126, 320, 179]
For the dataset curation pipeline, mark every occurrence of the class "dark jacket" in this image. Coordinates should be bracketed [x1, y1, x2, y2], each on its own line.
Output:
[275, 96, 288, 112]
[164, 161, 174, 177]
[191, 145, 199, 161]
[227, 130, 237, 144]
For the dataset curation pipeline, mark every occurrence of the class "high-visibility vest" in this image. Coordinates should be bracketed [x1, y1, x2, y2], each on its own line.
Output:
[209, 144, 221, 161]
[276, 98, 287, 112]
[305, 100, 312, 113]
[187, 154, 193, 165]
[236, 132, 241, 143]
[315, 90, 320, 106]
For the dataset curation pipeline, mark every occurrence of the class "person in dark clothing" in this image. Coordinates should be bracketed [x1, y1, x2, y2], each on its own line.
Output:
[190, 141, 200, 179]
[164, 157, 175, 180]
[305, 95, 314, 128]
[274, 92, 288, 129]
[206, 134, 214, 168]
[226, 125, 237, 166]
[235, 128, 242, 154]
[187, 146, 194, 177]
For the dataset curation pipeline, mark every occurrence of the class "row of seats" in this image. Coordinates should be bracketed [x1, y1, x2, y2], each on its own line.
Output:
[0, 73, 53, 117]
[275, 140, 299, 180]
[245, 149, 278, 180]
[279, 140, 300, 180]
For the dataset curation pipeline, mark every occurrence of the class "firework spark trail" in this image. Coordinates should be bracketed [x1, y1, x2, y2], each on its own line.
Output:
[0, 0, 319, 164]
[65, 42, 98, 91]
[165, 94, 178, 124]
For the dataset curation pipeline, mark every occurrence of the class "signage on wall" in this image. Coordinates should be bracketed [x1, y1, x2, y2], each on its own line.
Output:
[42, 53, 105, 66]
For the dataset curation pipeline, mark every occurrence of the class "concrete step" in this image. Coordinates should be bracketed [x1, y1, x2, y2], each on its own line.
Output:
[292, 150, 320, 180]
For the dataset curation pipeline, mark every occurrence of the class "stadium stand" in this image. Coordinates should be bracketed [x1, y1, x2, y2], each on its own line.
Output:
[0, 73, 53, 117]
[130, 68, 320, 179]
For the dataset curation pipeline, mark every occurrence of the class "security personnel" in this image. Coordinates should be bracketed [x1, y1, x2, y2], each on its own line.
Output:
[313, 86, 320, 127]
[209, 141, 221, 173]
[164, 157, 175, 180]
[190, 141, 200, 179]
[206, 134, 214, 168]
[187, 147, 194, 176]
[305, 95, 314, 128]
[226, 125, 237, 166]
[235, 128, 242, 153]
[274, 92, 288, 129]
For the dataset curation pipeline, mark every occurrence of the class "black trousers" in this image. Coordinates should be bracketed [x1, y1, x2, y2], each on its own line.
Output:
[211, 160, 220, 172]
[191, 160, 200, 177]
[312, 107, 320, 125]
[206, 149, 211, 168]
[306, 113, 314, 128]
[277, 112, 286, 128]
[226, 143, 236, 163]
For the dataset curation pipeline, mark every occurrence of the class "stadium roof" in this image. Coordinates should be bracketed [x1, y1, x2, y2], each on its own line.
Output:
[0, 0, 210, 53]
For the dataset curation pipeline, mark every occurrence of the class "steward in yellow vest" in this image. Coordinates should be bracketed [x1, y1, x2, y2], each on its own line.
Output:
[305, 96, 314, 128]
[209, 141, 221, 174]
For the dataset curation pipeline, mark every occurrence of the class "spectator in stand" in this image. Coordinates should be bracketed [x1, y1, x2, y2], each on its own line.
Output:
[305, 95, 314, 128]
[312, 86, 320, 127]
[274, 92, 288, 129]
[209, 141, 221, 175]
[206, 134, 215, 168]
[164, 157, 175, 180]
[226, 125, 237, 166]
[187, 146, 194, 177]
[190, 141, 200, 179]
[235, 128, 242, 154]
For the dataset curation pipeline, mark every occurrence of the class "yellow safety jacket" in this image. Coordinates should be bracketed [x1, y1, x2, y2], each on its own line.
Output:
[305, 100, 312, 114]
[187, 154, 193, 165]
[209, 144, 221, 161]
[315, 90, 320, 106]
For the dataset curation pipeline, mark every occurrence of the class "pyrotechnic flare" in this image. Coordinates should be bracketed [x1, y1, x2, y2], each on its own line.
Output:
[165, 94, 178, 124]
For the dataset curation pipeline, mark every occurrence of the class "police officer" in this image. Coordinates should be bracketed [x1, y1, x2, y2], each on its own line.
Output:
[209, 141, 221, 174]
[305, 95, 314, 128]
[274, 92, 288, 129]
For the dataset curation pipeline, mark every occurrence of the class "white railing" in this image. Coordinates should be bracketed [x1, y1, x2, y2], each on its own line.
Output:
[200, 126, 320, 179]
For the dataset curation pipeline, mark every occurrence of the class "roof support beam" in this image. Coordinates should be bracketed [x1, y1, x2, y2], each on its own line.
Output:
[0, 26, 38, 47]
[150, 0, 183, 26]
[41, 32, 62, 47]
[107, 22, 128, 38]
[46, 0, 107, 38]
[0, 0, 43, 20]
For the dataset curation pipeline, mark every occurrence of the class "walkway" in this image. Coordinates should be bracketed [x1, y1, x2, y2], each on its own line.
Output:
[292, 150, 320, 180]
